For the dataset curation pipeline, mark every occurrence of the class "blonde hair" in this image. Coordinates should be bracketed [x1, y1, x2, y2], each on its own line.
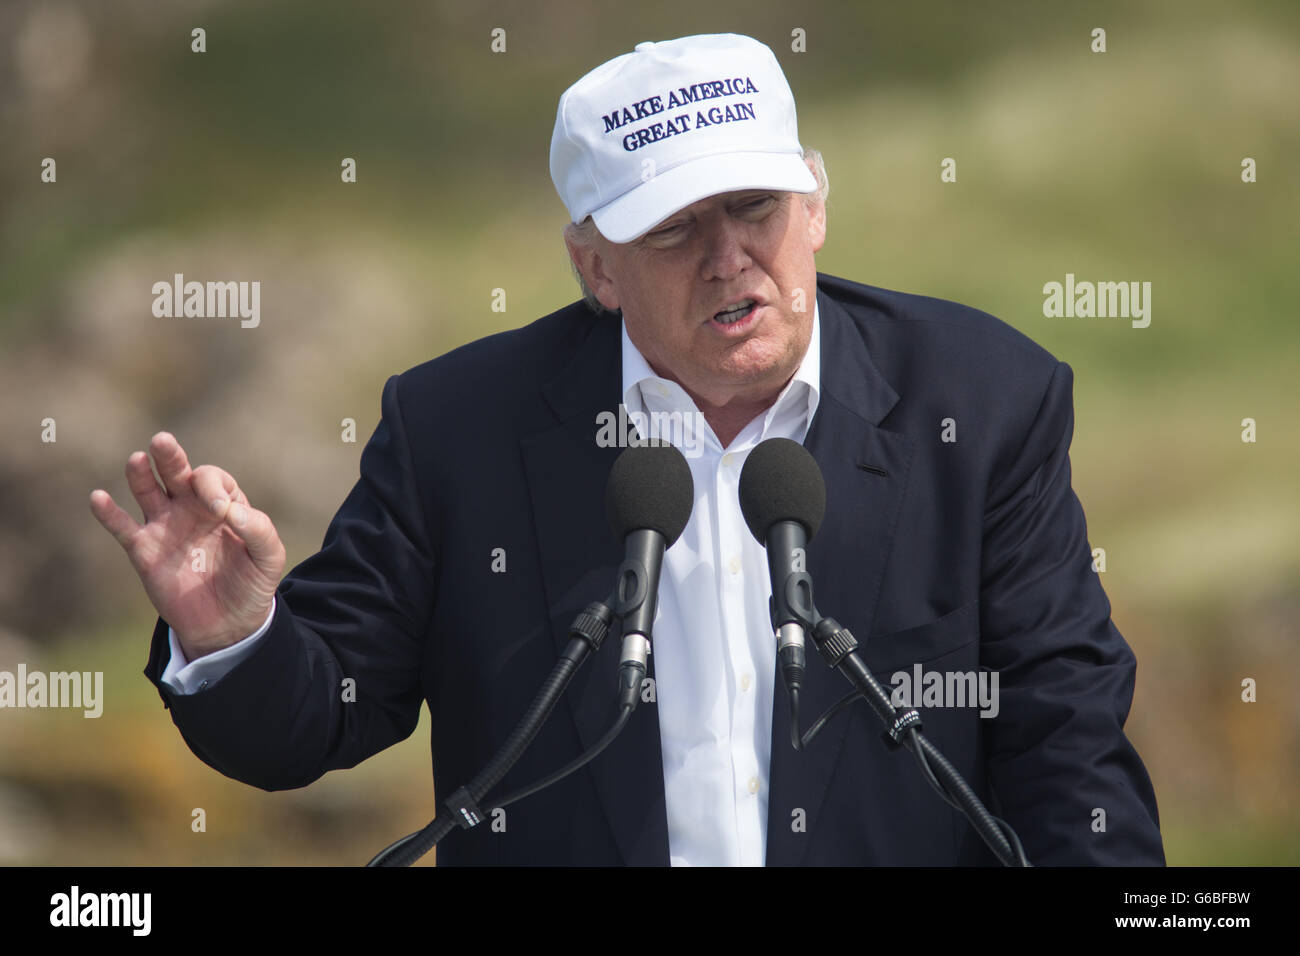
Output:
[563, 146, 828, 314]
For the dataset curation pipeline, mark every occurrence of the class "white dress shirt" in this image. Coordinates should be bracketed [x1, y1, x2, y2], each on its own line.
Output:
[621, 307, 820, 865]
[162, 304, 822, 866]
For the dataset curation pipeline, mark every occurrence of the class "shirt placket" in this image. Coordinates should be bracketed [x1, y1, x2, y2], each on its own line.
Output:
[716, 441, 763, 866]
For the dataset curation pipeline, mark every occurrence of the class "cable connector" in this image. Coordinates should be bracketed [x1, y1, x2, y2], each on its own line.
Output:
[617, 633, 649, 710]
[569, 601, 614, 651]
[812, 617, 858, 669]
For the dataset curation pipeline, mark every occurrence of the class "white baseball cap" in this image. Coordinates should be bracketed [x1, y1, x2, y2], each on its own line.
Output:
[550, 33, 817, 243]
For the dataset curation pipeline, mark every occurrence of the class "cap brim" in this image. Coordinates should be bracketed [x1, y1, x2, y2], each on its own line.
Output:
[590, 151, 818, 244]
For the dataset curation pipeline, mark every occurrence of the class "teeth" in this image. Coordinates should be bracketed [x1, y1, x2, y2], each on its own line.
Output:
[715, 300, 755, 323]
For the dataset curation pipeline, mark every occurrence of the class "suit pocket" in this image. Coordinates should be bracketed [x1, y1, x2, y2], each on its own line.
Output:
[860, 598, 979, 675]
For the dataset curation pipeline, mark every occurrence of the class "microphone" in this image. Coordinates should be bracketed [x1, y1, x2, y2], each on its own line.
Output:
[366, 442, 690, 866]
[605, 443, 694, 708]
[738, 438, 826, 733]
[734, 444, 1031, 863]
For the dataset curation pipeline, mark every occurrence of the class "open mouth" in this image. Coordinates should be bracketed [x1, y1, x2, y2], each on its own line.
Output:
[712, 299, 757, 325]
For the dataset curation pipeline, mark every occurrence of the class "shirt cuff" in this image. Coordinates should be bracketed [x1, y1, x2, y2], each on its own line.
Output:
[160, 597, 277, 695]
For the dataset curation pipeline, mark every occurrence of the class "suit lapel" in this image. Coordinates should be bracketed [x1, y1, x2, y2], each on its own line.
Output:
[519, 312, 671, 865]
[765, 285, 914, 865]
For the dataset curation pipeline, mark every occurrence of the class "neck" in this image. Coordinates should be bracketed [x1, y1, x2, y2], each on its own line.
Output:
[683, 380, 789, 449]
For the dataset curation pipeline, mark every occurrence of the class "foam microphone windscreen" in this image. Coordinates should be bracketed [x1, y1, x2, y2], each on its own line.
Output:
[737, 437, 827, 542]
[605, 443, 695, 545]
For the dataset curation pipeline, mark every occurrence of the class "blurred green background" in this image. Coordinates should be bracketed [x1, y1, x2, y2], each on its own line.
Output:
[1, 0, 1296, 865]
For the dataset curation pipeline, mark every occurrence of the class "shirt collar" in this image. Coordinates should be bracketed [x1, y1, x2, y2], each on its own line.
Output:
[620, 301, 821, 446]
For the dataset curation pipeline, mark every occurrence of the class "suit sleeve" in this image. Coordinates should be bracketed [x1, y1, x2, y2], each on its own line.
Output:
[142, 374, 436, 791]
[978, 360, 1165, 865]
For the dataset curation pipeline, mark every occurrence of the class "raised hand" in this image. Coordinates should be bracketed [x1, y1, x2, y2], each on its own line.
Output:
[90, 432, 287, 661]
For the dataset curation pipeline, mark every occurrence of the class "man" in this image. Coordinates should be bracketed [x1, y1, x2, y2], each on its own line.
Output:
[91, 33, 1164, 865]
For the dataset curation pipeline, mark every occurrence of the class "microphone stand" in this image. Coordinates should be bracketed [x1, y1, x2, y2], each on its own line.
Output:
[366, 599, 615, 867]
[773, 574, 1030, 866]
[367, 564, 663, 867]
[810, 615, 1029, 866]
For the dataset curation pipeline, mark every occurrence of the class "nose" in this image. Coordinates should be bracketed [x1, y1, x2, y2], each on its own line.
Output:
[699, 214, 753, 281]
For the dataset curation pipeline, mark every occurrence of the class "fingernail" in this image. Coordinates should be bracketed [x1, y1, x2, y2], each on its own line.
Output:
[210, 498, 226, 515]
[230, 503, 247, 527]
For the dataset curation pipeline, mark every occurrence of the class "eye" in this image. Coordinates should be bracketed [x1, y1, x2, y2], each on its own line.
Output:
[735, 194, 778, 217]
[644, 221, 690, 245]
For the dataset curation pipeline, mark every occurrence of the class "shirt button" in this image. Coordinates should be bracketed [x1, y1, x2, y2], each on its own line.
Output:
[748, 777, 759, 794]
[721, 452, 736, 468]
[728, 554, 741, 574]
[741, 673, 751, 691]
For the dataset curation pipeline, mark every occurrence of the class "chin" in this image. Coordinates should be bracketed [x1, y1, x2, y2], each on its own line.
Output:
[708, 358, 790, 391]
[718, 337, 794, 376]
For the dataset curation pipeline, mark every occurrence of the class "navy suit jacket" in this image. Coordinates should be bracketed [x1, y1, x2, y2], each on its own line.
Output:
[144, 273, 1165, 865]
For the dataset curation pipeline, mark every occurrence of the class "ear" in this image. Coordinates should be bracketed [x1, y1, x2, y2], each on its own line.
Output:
[803, 154, 827, 253]
[564, 227, 622, 312]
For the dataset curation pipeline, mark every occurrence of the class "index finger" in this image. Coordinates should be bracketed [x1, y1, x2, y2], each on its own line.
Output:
[89, 489, 141, 550]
